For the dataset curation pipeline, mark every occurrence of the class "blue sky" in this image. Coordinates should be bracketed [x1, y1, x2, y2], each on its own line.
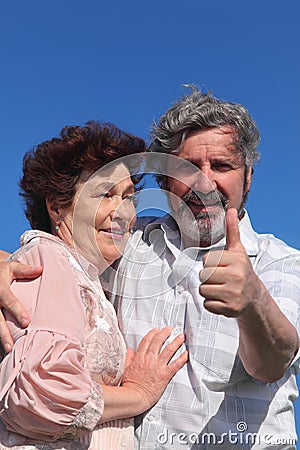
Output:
[1, 0, 300, 442]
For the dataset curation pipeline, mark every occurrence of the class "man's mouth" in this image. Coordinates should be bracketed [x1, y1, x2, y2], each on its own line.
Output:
[182, 190, 227, 215]
[187, 199, 221, 214]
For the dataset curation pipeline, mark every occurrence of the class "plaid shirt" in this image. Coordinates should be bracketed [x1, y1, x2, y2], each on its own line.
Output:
[110, 211, 300, 449]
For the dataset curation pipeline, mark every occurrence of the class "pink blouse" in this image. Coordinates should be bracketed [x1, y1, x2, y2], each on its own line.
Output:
[0, 231, 133, 449]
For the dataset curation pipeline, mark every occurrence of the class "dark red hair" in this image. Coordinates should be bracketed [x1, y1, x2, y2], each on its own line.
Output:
[20, 121, 145, 232]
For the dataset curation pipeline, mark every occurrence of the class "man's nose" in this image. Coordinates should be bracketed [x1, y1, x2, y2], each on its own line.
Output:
[190, 169, 216, 194]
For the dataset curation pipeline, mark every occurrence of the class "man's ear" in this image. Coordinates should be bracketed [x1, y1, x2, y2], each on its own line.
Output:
[45, 198, 62, 224]
[244, 166, 253, 196]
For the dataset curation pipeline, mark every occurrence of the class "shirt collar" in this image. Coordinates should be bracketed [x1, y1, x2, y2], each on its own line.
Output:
[142, 209, 259, 258]
[238, 210, 260, 256]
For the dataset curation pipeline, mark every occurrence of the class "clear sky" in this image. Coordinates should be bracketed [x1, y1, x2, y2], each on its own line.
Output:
[1, 0, 300, 443]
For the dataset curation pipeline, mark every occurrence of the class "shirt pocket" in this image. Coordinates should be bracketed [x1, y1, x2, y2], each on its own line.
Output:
[187, 308, 248, 389]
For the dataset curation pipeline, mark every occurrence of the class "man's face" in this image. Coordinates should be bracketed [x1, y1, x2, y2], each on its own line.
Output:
[167, 127, 252, 247]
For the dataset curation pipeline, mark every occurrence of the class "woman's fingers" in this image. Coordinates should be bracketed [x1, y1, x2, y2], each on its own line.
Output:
[135, 328, 160, 353]
[137, 327, 186, 361]
[144, 326, 173, 355]
[136, 326, 187, 375]
[122, 327, 188, 410]
[166, 349, 189, 377]
[159, 332, 186, 364]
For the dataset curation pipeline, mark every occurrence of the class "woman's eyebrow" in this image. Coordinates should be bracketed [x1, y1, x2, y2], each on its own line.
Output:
[91, 181, 113, 191]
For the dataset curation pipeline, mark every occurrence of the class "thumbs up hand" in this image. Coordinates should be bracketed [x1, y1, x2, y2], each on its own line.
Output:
[200, 208, 299, 382]
[199, 208, 260, 317]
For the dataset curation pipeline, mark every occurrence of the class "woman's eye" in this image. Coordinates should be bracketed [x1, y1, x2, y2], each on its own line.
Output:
[124, 193, 139, 206]
[92, 192, 109, 198]
[123, 194, 135, 202]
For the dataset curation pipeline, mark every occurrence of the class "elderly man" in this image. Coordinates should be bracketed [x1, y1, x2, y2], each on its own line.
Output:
[110, 89, 300, 449]
[1, 89, 300, 449]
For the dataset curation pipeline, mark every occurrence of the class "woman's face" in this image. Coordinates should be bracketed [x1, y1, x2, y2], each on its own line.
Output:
[62, 162, 137, 273]
[92, 163, 136, 267]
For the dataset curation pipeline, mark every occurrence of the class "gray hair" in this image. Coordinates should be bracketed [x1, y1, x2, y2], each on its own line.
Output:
[149, 87, 260, 168]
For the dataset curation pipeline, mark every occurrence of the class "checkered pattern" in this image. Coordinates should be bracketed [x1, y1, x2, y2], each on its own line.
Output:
[110, 211, 300, 449]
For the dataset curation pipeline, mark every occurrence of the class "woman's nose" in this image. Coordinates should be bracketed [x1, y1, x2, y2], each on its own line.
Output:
[110, 196, 135, 222]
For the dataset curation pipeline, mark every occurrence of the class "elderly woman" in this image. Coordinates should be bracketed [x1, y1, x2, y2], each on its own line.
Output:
[0, 122, 188, 449]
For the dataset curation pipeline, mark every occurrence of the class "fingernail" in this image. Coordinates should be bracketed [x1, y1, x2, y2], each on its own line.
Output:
[4, 343, 12, 353]
[20, 318, 29, 328]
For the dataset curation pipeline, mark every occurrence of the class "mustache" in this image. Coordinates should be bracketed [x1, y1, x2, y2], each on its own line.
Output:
[181, 190, 228, 208]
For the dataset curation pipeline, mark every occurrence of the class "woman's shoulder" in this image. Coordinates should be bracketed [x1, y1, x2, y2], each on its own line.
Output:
[8, 230, 102, 298]
[8, 230, 77, 268]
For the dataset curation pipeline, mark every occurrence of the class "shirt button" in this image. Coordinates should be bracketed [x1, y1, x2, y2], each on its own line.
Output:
[147, 414, 154, 421]
[177, 285, 185, 294]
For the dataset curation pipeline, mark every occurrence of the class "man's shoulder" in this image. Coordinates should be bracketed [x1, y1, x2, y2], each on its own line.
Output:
[253, 227, 300, 258]
[249, 225, 300, 277]
[134, 214, 175, 235]
[241, 211, 300, 259]
[134, 216, 160, 231]
[130, 216, 165, 249]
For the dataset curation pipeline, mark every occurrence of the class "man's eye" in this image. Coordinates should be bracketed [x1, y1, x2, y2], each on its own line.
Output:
[213, 163, 233, 172]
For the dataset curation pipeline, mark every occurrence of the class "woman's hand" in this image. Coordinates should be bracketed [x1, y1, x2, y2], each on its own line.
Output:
[100, 327, 188, 422]
[0, 260, 43, 353]
[123, 327, 187, 409]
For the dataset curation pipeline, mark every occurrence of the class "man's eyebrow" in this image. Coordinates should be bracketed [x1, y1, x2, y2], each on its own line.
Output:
[176, 158, 198, 166]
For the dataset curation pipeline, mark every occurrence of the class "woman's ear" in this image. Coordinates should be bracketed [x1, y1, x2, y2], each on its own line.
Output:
[45, 198, 62, 224]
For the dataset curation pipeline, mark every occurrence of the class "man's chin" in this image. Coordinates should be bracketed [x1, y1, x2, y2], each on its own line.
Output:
[179, 215, 225, 247]
[185, 231, 225, 248]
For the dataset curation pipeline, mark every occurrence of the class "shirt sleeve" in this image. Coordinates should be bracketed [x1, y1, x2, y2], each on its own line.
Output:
[258, 254, 300, 330]
[0, 241, 105, 441]
[257, 253, 300, 367]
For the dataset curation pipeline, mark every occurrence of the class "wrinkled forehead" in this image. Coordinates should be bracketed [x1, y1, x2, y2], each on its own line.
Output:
[186, 126, 236, 140]
[81, 161, 132, 190]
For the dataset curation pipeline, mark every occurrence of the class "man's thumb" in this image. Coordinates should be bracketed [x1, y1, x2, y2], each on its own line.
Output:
[225, 208, 241, 250]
